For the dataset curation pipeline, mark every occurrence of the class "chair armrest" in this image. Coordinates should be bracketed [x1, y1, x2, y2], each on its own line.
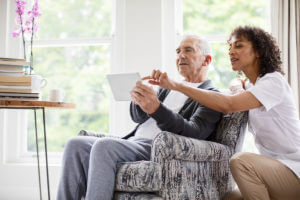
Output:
[115, 161, 162, 192]
[151, 131, 233, 162]
[78, 130, 120, 138]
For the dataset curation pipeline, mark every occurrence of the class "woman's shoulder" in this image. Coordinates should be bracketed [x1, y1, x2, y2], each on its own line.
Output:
[258, 71, 285, 84]
[260, 71, 284, 80]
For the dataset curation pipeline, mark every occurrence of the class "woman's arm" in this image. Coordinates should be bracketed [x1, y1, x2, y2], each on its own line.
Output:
[175, 83, 261, 113]
[144, 70, 262, 114]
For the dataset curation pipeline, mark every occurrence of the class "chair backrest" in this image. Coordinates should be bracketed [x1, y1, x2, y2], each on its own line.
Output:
[212, 111, 248, 152]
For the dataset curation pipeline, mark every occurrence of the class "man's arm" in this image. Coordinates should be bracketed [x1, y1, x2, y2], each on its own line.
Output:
[130, 87, 165, 123]
[132, 82, 221, 140]
[150, 99, 222, 140]
[130, 102, 150, 123]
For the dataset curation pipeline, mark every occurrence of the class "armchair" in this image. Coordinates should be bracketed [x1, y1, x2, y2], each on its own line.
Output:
[78, 111, 248, 200]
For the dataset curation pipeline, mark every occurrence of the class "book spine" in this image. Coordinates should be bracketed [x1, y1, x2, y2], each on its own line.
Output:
[0, 57, 26, 62]
[0, 60, 30, 66]
[0, 75, 32, 82]
[0, 82, 31, 86]
[0, 88, 34, 93]
[0, 65, 24, 72]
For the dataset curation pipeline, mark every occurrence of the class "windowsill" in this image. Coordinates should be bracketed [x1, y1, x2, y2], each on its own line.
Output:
[5, 151, 63, 166]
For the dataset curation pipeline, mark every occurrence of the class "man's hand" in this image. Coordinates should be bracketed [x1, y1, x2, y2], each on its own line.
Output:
[142, 69, 178, 90]
[130, 81, 160, 114]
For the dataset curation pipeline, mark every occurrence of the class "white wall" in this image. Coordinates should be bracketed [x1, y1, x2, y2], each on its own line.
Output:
[110, 0, 181, 135]
[110, 0, 163, 135]
[0, 0, 7, 57]
[0, 0, 179, 199]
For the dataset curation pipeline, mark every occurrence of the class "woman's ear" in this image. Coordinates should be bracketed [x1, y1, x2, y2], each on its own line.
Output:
[255, 51, 260, 58]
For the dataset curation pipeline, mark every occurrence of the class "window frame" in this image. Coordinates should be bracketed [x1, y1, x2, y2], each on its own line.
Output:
[179, 0, 270, 152]
[9, 0, 116, 163]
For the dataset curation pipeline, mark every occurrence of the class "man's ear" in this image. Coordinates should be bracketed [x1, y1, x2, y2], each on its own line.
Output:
[203, 55, 212, 67]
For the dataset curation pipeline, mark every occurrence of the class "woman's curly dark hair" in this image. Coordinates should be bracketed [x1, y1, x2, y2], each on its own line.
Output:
[228, 26, 284, 77]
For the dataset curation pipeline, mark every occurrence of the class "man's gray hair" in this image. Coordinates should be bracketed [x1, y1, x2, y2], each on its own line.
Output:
[182, 34, 212, 56]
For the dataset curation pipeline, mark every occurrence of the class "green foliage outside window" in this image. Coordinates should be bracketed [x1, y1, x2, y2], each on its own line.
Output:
[38, 0, 111, 39]
[27, 0, 268, 152]
[27, 0, 112, 152]
[183, 0, 268, 153]
[183, 0, 269, 88]
[27, 45, 110, 152]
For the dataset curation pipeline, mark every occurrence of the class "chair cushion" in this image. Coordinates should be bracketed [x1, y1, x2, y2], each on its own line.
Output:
[115, 161, 162, 192]
[114, 192, 163, 200]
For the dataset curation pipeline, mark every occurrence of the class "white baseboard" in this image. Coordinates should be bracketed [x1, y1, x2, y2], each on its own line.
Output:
[0, 186, 57, 200]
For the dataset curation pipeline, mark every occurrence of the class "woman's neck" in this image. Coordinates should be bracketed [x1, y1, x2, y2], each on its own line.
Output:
[243, 64, 260, 84]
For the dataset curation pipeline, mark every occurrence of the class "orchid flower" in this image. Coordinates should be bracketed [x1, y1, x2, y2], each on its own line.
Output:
[12, 0, 41, 75]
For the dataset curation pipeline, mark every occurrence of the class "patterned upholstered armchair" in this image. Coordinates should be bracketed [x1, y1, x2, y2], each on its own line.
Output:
[79, 111, 248, 200]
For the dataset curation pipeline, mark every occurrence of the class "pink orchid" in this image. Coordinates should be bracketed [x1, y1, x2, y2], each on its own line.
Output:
[12, 29, 21, 37]
[14, 0, 27, 15]
[12, 0, 41, 74]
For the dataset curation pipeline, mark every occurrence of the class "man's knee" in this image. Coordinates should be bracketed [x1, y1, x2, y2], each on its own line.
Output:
[64, 136, 88, 154]
[91, 138, 121, 155]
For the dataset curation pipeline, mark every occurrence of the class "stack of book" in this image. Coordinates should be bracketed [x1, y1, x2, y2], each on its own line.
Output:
[0, 57, 40, 100]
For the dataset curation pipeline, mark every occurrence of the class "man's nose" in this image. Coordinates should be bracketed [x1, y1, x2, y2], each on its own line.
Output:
[178, 52, 186, 59]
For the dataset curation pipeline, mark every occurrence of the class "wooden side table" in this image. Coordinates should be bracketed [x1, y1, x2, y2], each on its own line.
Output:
[0, 100, 75, 200]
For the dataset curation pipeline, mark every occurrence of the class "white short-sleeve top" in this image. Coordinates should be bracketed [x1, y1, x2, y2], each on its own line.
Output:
[247, 71, 300, 178]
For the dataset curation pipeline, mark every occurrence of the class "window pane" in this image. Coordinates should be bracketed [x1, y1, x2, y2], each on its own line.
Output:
[183, 0, 269, 35]
[182, 0, 264, 153]
[208, 42, 236, 88]
[38, 0, 112, 39]
[27, 45, 110, 152]
[183, 0, 268, 89]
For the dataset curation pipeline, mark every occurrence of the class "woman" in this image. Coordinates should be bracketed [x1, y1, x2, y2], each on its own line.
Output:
[144, 26, 300, 199]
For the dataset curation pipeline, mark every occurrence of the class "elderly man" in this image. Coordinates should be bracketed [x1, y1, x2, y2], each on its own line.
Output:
[57, 35, 222, 200]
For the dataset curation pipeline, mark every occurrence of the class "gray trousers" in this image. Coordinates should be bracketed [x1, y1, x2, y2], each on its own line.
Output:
[56, 136, 152, 200]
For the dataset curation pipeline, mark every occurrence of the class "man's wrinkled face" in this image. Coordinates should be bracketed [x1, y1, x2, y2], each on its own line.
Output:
[176, 38, 206, 78]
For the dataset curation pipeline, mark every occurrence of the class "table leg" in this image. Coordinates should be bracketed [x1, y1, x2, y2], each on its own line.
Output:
[34, 109, 43, 200]
[42, 108, 51, 200]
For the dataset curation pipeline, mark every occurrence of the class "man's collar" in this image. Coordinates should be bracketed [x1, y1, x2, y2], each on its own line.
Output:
[196, 79, 212, 89]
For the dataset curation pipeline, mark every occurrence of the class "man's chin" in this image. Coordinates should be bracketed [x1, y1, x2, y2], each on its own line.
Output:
[179, 70, 188, 78]
[179, 65, 189, 72]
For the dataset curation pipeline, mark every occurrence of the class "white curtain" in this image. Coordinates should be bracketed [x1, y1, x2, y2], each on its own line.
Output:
[271, 0, 300, 114]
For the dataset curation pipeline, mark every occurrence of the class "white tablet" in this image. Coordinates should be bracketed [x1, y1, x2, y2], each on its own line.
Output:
[106, 72, 141, 101]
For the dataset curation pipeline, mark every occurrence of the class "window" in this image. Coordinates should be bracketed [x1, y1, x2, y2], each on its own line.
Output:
[182, 0, 269, 152]
[26, 0, 113, 152]
[182, 0, 270, 88]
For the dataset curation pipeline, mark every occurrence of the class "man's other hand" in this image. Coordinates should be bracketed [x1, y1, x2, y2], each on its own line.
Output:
[130, 81, 160, 114]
